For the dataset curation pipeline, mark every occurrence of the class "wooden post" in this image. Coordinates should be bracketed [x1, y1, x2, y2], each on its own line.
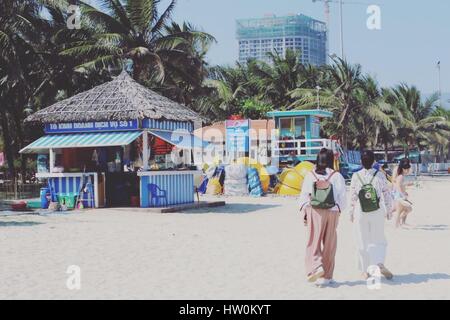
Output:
[14, 179, 18, 199]
[143, 131, 149, 170]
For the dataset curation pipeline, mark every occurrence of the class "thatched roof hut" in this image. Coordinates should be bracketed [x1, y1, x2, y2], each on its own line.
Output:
[25, 70, 201, 124]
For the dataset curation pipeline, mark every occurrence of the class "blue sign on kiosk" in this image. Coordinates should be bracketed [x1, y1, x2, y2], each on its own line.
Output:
[44, 120, 139, 133]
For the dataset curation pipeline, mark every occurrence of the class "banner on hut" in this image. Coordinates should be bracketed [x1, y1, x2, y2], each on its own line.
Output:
[45, 120, 139, 133]
[226, 119, 250, 153]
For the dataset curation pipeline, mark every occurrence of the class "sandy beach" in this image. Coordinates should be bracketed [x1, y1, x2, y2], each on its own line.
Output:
[0, 177, 449, 300]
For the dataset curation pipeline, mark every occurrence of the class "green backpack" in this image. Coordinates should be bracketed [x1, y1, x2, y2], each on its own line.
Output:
[310, 171, 337, 210]
[356, 170, 381, 213]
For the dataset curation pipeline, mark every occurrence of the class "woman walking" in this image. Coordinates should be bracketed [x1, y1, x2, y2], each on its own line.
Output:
[299, 148, 347, 287]
[350, 150, 394, 280]
[393, 159, 413, 228]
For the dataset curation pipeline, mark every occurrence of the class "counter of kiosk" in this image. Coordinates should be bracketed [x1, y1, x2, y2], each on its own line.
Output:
[138, 170, 203, 208]
[35, 172, 105, 208]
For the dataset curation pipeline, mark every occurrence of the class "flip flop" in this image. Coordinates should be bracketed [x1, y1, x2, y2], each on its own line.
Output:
[378, 265, 394, 280]
[307, 266, 325, 283]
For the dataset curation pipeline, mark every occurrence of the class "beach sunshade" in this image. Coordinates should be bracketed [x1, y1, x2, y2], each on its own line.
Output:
[20, 131, 142, 154]
[149, 130, 208, 149]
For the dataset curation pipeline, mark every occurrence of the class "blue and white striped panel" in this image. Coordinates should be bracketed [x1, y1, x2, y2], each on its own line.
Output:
[140, 174, 195, 208]
[144, 119, 193, 132]
[48, 176, 83, 199]
[48, 175, 95, 196]
[25, 131, 142, 150]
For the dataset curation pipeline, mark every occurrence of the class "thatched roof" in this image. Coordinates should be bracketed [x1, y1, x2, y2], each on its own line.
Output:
[25, 70, 202, 124]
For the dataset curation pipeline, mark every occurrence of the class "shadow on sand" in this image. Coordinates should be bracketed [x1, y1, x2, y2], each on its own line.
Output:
[336, 273, 450, 288]
[388, 273, 450, 285]
[0, 221, 43, 227]
[412, 224, 449, 231]
[185, 203, 280, 214]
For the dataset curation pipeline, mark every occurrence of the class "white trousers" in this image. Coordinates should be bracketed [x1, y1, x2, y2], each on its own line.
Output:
[354, 209, 387, 272]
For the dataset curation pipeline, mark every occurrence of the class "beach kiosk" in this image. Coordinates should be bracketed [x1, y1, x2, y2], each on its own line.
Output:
[21, 71, 204, 208]
[267, 109, 343, 164]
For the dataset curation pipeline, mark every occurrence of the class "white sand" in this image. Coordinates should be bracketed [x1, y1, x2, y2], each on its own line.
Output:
[0, 178, 449, 300]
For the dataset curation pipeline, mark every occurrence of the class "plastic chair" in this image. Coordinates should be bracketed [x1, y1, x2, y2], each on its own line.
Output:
[147, 183, 168, 207]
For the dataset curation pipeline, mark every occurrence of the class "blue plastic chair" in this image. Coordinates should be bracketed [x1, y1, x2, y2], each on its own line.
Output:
[147, 183, 168, 207]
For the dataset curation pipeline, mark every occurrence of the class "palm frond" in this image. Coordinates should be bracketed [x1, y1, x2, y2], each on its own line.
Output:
[74, 54, 120, 73]
[152, 0, 176, 35]
[128, 0, 159, 35]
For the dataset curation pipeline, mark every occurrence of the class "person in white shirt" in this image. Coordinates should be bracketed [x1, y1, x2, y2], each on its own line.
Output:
[350, 150, 394, 280]
[299, 148, 347, 287]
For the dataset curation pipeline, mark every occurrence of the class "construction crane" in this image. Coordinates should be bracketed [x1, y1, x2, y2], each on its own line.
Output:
[312, 0, 331, 28]
[312, 0, 379, 59]
[312, 0, 343, 59]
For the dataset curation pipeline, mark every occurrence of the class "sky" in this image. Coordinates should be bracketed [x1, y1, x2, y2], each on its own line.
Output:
[91, 0, 450, 100]
[160, 0, 450, 97]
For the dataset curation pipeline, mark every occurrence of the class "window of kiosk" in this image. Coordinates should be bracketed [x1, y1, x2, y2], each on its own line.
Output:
[279, 118, 293, 139]
[294, 117, 306, 139]
[278, 117, 306, 140]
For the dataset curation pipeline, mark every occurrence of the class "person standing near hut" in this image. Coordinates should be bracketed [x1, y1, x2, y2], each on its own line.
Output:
[300, 148, 347, 287]
[350, 150, 394, 280]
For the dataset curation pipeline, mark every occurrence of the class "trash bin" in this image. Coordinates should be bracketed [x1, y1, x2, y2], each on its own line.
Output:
[40, 187, 50, 209]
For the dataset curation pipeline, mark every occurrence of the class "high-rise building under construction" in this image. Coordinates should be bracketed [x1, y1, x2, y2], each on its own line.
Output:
[236, 14, 327, 65]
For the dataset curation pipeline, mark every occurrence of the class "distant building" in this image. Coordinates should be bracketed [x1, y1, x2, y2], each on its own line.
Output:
[236, 14, 327, 65]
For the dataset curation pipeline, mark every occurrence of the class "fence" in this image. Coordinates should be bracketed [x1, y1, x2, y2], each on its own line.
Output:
[415, 163, 450, 174]
[0, 182, 46, 200]
[385, 163, 450, 177]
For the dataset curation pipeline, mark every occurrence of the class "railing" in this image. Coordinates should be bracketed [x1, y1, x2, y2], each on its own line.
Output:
[272, 138, 338, 156]
[0, 182, 46, 200]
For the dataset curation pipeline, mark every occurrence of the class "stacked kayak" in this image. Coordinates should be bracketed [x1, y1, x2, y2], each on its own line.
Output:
[206, 166, 225, 195]
[199, 159, 314, 197]
[247, 167, 263, 197]
[236, 157, 270, 193]
[275, 161, 315, 196]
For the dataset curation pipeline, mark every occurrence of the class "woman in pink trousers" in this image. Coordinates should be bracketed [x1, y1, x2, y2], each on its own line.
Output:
[299, 148, 347, 288]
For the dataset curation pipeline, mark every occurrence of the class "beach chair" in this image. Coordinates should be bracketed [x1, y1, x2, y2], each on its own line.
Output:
[147, 184, 168, 207]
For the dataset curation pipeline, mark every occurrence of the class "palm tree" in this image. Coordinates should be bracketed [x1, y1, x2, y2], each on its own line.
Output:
[0, 0, 100, 179]
[0, 0, 42, 178]
[247, 49, 304, 109]
[351, 76, 399, 150]
[387, 84, 450, 155]
[62, 0, 215, 86]
[200, 63, 254, 119]
[290, 57, 363, 149]
[429, 106, 450, 161]
[147, 21, 216, 105]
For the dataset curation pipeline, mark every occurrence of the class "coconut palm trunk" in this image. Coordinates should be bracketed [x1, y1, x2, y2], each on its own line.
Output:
[0, 108, 16, 178]
[12, 110, 26, 182]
